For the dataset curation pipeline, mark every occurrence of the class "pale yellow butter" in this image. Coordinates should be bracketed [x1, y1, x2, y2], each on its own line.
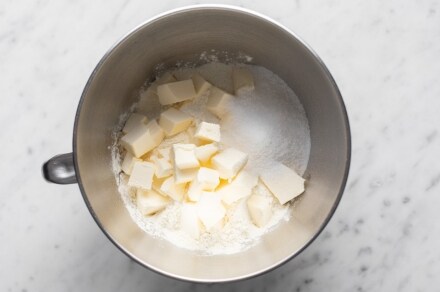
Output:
[206, 86, 232, 118]
[159, 108, 193, 137]
[260, 162, 305, 204]
[192, 73, 211, 97]
[187, 167, 220, 202]
[181, 203, 201, 239]
[121, 120, 164, 158]
[172, 143, 199, 170]
[159, 176, 185, 201]
[122, 113, 148, 134]
[174, 166, 198, 184]
[196, 167, 220, 191]
[128, 161, 155, 190]
[197, 192, 225, 231]
[220, 171, 258, 205]
[157, 80, 196, 105]
[212, 148, 248, 180]
[247, 194, 272, 227]
[151, 156, 173, 178]
[194, 121, 221, 142]
[195, 143, 219, 164]
[136, 189, 170, 216]
[121, 152, 141, 175]
[136, 72, 176, 116]
[157, 147, 172, 162]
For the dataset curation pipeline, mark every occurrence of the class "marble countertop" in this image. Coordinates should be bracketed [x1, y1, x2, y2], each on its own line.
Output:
[1, 0, 439, 291]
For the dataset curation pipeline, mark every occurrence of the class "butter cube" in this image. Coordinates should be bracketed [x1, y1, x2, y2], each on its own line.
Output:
[187, 181, 203, 202]
[159, 108, 193, 137]
[232, 67, 254, 93]
[192, 73, 211, 97]
[206, 86, 232, 118]
[194, 122, 221, 142]
[220, 185, 251, 205]
[151, 156, 173, 178]
[212, 148, 248, 180]
[128, 161, 155, 190]
[195, 143, 219, 164]
[196, 167, 220, 191]
[181, 203, 201, 239]
[159, 176, 185, 201]
[121, 120, 165, 158]
[122, 113, 148, 134]
[235, 171, 258, 188]
[260, 162, 305, 204]
[151, 176, 166, 193]
[137, 189, 170, 215]
[187, 167, 220, 202]
[136, 73, 176, 116]
[157, 80, 196, 105]
[197, 192, 226, 231]
[220, 171, 258, 205]
[174, 167, 198, 184]
[173, 143, 199, 169]
[247, 194, 272, 227]
[121, 152, 141, 175]
[144, 72, 178, 99]
[157, 147, 172, 161]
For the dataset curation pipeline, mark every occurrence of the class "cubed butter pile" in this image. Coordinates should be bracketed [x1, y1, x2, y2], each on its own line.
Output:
[119, 68, 305, 238]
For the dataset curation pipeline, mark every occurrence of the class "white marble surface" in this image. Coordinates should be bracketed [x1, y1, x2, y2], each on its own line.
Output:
[1, 0, 439, 291]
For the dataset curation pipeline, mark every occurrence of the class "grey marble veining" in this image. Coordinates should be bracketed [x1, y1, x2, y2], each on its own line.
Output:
[1, 0, 439, 291]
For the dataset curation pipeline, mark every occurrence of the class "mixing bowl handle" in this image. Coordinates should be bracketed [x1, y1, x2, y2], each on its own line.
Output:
[42, 153, 77, 184]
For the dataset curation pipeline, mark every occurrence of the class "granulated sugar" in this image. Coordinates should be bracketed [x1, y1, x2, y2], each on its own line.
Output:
[111, 62, 310, 255]
[221, 65, 310, 176]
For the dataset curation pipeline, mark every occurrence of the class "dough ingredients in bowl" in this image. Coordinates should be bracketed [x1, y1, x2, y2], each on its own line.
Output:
[111, 59, 311, 255]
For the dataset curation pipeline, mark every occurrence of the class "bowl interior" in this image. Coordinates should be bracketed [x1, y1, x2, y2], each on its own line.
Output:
[74, 6, 350, 282]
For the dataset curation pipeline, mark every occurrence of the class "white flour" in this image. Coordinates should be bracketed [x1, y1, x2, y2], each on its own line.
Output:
[111, 61, 310, 255]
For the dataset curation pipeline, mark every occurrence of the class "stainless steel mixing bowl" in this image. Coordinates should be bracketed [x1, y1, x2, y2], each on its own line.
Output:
[43, 5, 350, 282]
